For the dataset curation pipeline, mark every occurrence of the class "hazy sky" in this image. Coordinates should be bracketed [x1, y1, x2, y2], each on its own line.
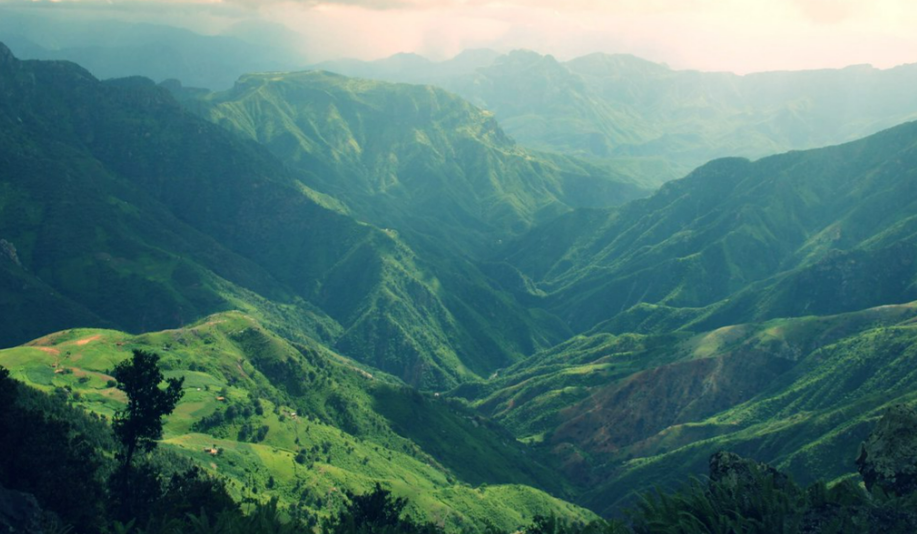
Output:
[6, 0, 917, 72]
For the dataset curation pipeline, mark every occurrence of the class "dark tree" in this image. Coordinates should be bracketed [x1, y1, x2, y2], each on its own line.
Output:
[323, 483, 443, 533]
[109, 350, 183, 522]
[112, 349, 184, 470]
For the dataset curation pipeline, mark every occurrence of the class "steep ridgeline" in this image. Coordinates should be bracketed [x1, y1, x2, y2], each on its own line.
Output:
[319, 50, 917, 184]
[169, 69, 651, 387]
[180, 70, 648, 255]
[498, 120, 917, 335]
[448, 121, 917, 513]
[0, 44, 554, 388]
[0, 312, 594, 531]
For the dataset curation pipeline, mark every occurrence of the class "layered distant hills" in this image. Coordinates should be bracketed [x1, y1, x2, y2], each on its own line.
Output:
[4, 39, 917, 524]
[317, 49, 917, 183]
[0, 8, 306, 90]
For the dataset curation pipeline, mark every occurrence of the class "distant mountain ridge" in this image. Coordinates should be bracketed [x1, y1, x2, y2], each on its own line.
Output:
[317, 49, 917, 184]
[0, 9, 306, 90]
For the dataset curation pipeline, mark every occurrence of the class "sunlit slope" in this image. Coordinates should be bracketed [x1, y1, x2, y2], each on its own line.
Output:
[0, 311, 595, 531]
[499, 120, 917, 334]
[0, 43, 562, 388]
[188, 69, 648, 254]
[176, 68, 633, 384]
[457, 303, 917, 515]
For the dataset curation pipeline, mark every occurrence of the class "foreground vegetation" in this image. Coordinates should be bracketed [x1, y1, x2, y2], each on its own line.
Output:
[5, 358, 917, 533]
[0, 312, 592, 532]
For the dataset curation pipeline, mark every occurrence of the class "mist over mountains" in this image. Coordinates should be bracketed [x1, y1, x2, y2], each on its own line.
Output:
[3, 9, 917, 531]
[0, 8, 307, 90]
[7, 10, 917, 184]
[316, 49, 917, 183]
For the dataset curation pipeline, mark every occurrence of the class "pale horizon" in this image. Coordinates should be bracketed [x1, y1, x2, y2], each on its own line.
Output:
[2, 0, 917, 75]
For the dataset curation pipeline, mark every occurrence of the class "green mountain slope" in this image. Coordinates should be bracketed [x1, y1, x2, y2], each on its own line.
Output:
[320, 50, 917, 184]
[184, 70, 649, 255]
[458, 302, 917, 515]
[0, 312, 594, 531]
[0, 45, 324, 345]
[0, 43, 548, 388]
[171, 67, 652, 386]
[444, 121, 917, 514]
[499, 120, 917, 334]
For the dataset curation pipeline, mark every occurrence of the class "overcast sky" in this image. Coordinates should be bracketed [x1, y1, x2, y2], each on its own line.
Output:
[5, 0, 917, 73]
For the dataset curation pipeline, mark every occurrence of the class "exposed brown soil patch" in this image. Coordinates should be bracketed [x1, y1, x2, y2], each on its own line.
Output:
[75, 334, 102, 346]
[551, 350, 794, 457]
[70, 367, 89, 378]
[33, 347, 60, 355]
[26, 333, 64, 347]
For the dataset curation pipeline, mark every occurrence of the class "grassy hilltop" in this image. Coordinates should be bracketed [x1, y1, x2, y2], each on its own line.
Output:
[0, 311, 593, 531]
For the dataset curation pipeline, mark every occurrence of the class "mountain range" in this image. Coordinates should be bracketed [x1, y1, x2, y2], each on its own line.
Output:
[317, 49, 917, 184]
[498, 120, 917, 334]
[0, 8, 306, 90]
[3, 40, 917, 528]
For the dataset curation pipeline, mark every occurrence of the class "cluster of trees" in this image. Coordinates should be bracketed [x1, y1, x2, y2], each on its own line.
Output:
[3, 351, 917, 533]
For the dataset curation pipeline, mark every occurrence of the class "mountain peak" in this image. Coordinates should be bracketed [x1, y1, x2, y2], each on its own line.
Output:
[493, 49, 564, 72]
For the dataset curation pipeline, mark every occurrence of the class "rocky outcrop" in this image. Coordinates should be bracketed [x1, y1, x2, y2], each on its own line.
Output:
[856, 404, 917, 496]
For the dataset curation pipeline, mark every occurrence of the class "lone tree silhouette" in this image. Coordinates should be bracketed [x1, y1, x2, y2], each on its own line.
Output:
[113, 349, 184, 470]
[110, 349, 184, 521]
